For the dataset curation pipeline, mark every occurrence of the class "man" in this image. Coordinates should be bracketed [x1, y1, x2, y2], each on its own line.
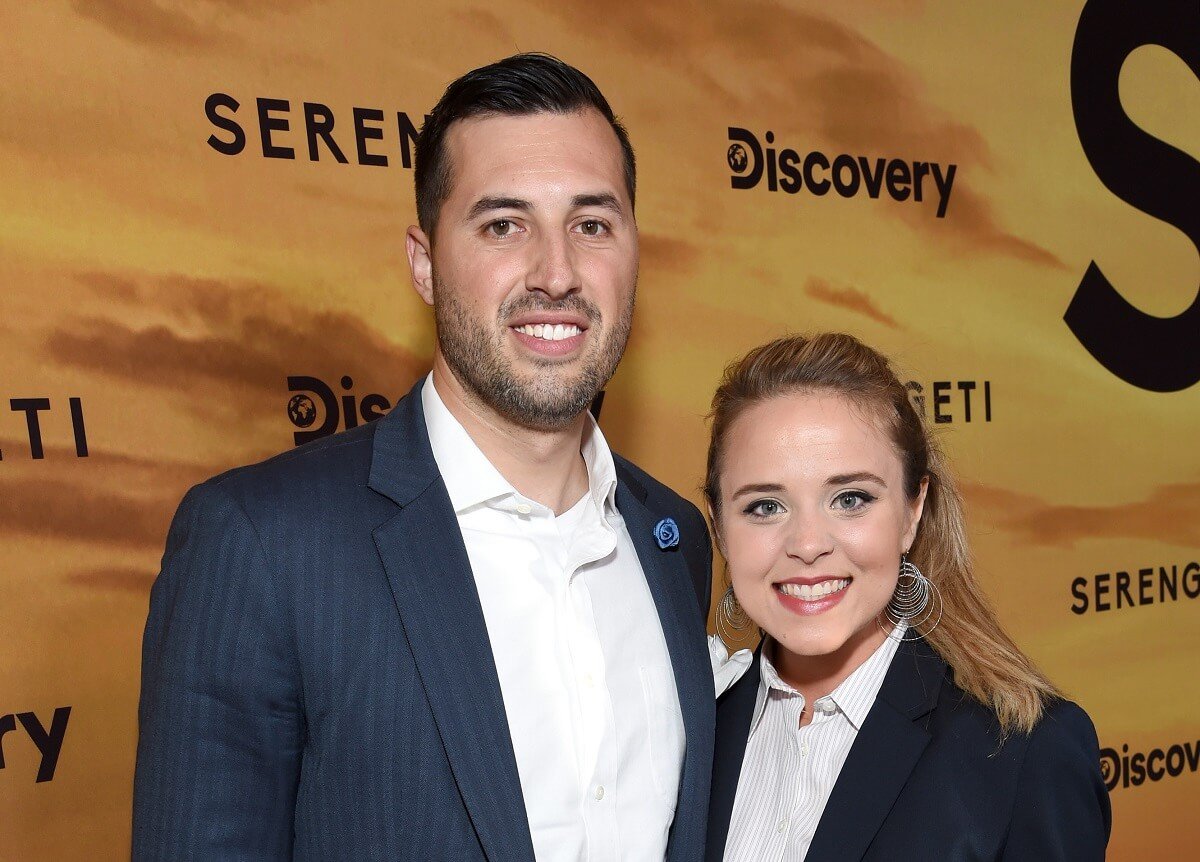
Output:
[133, 54, 713, 861]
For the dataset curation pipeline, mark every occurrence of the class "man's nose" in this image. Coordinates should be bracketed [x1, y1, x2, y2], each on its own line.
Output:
[526, 232, 582, 299]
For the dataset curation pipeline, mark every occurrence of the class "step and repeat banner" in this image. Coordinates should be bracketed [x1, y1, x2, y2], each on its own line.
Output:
[2, 0, 1196, 858]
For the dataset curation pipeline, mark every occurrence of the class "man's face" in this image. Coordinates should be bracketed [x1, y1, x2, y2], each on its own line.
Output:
[408, 109, 638, 431]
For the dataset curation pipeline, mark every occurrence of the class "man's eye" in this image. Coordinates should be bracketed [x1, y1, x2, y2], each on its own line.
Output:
[487, 220, 515, 237]
[578, 220, 607, 236]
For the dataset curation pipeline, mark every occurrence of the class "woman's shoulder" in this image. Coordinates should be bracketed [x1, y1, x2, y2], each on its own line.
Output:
[917, 687, 1111, 853]
[930, 680, 1100, 761]
[1036, 697, 1100, 734]
[940, 684, 1099, 741]
[917, 687, 1104, 812]
[1021, 697, 1103, 774]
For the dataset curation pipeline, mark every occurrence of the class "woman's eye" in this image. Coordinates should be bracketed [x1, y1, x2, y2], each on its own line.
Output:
[744, 499, 784, 518]
[832, 491, 872, 511]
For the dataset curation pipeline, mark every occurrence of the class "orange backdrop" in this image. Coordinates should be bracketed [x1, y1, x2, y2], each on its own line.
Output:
[2, 1, 1197, 858]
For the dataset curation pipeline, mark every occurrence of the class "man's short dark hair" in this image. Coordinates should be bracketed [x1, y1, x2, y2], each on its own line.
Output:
[414, 53, 636, 236]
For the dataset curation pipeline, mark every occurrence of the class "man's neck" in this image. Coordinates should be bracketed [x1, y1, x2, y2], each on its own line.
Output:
[431, 357, 591, 515]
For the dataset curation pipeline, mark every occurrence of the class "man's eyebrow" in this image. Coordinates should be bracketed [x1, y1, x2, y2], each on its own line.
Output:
[826, 471, 887, 487]
[572, 192, 623, 213]
[466, 196, 532, 220]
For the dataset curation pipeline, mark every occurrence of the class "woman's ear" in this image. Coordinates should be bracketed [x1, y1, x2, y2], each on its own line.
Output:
[903, 475, 930, 551]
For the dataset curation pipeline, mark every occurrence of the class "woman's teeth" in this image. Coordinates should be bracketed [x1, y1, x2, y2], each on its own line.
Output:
[778, 579, 849, 600]
[515, 323, 582, 341]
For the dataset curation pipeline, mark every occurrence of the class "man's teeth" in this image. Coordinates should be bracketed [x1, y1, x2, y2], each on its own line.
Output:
[515, 323, 582, 341]
[778, 579, 850, 601]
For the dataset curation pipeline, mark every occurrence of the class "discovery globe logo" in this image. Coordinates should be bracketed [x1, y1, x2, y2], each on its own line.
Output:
[287, 393, 318, 429]
[727, 142, 749, 174]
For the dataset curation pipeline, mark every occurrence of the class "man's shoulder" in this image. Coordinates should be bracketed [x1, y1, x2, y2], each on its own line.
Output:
[204, 379, 425, 501]
[167, 416, 416, 562]
[208, 420, 378, 500]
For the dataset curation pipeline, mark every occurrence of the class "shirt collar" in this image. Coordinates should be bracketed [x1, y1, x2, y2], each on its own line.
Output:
[750, 623, 906, 733]
[421, 373, 618, 516]
[579, 410, 619, 515]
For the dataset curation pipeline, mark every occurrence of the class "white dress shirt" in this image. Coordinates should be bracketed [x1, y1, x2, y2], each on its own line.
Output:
[422, 376, 685, 861]
[719, 626, 904, 862]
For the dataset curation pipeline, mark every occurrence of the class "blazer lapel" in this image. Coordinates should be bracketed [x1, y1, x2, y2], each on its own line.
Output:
[369, 383, 535, 862]
[805, 640, 947, 862]
[706, 648, 762, 862]
[615, 474, 715, 862]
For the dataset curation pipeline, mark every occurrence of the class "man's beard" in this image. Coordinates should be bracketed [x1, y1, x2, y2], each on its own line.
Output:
[432, 279, 635, 431]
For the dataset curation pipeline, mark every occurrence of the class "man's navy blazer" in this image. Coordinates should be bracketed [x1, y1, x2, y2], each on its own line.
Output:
[706, 639, 1111, 861]
[133, 379, 715, 861]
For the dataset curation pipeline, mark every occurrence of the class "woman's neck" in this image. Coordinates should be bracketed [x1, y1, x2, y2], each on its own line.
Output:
[771, 624, 890, 726]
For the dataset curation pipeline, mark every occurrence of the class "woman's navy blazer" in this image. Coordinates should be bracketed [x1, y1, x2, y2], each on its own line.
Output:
[707, 638, 1112, 861]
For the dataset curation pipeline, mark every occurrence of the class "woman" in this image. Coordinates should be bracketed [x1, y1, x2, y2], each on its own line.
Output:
[704, 333, 1110, 862]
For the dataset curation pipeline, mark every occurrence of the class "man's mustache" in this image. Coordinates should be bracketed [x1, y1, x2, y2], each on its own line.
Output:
[499, 294, 602, 325]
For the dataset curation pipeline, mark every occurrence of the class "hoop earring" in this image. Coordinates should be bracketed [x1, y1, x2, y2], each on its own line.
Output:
[880, 554, 943, 642]
[716, 586, 753, 646]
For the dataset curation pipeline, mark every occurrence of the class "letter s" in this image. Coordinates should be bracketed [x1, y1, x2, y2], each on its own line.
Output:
[1129, 751, 1147, 786]
[205, 93, 245, 156]
[1070, 576, 1090, 614]
[1068, 0, 1200, 392]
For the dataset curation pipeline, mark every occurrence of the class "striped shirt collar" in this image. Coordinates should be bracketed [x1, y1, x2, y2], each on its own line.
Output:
[751, 623, 906, 733]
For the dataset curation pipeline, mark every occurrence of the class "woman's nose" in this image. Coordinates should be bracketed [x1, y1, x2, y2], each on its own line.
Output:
[784, 515, 835, 565]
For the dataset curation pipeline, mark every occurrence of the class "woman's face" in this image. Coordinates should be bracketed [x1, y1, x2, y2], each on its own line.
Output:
[715, 390, 926, 669]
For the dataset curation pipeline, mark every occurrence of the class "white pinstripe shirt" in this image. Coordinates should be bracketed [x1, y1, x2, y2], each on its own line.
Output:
[722, 626, 904, 861]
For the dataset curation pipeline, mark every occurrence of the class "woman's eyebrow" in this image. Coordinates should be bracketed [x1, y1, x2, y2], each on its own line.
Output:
[731, 482, 785, 499]
[825, 471, 887, 487]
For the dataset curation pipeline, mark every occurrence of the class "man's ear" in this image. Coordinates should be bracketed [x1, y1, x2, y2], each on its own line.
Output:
[406, 225, 435, 306]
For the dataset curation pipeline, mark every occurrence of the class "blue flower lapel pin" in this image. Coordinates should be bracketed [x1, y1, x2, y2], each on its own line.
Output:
[653, 517, 680, 550]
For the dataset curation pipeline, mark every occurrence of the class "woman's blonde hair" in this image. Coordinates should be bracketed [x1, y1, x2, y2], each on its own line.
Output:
[704, 332, 1058, 735]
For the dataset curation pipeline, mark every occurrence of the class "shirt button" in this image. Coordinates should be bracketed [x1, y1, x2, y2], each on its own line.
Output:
[800, 742, 810, 757]
[583, 672, 595, 688]
[777, 818, 787, 833]
[516, 503, 532, 515]
[594, 785, 605, 801]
